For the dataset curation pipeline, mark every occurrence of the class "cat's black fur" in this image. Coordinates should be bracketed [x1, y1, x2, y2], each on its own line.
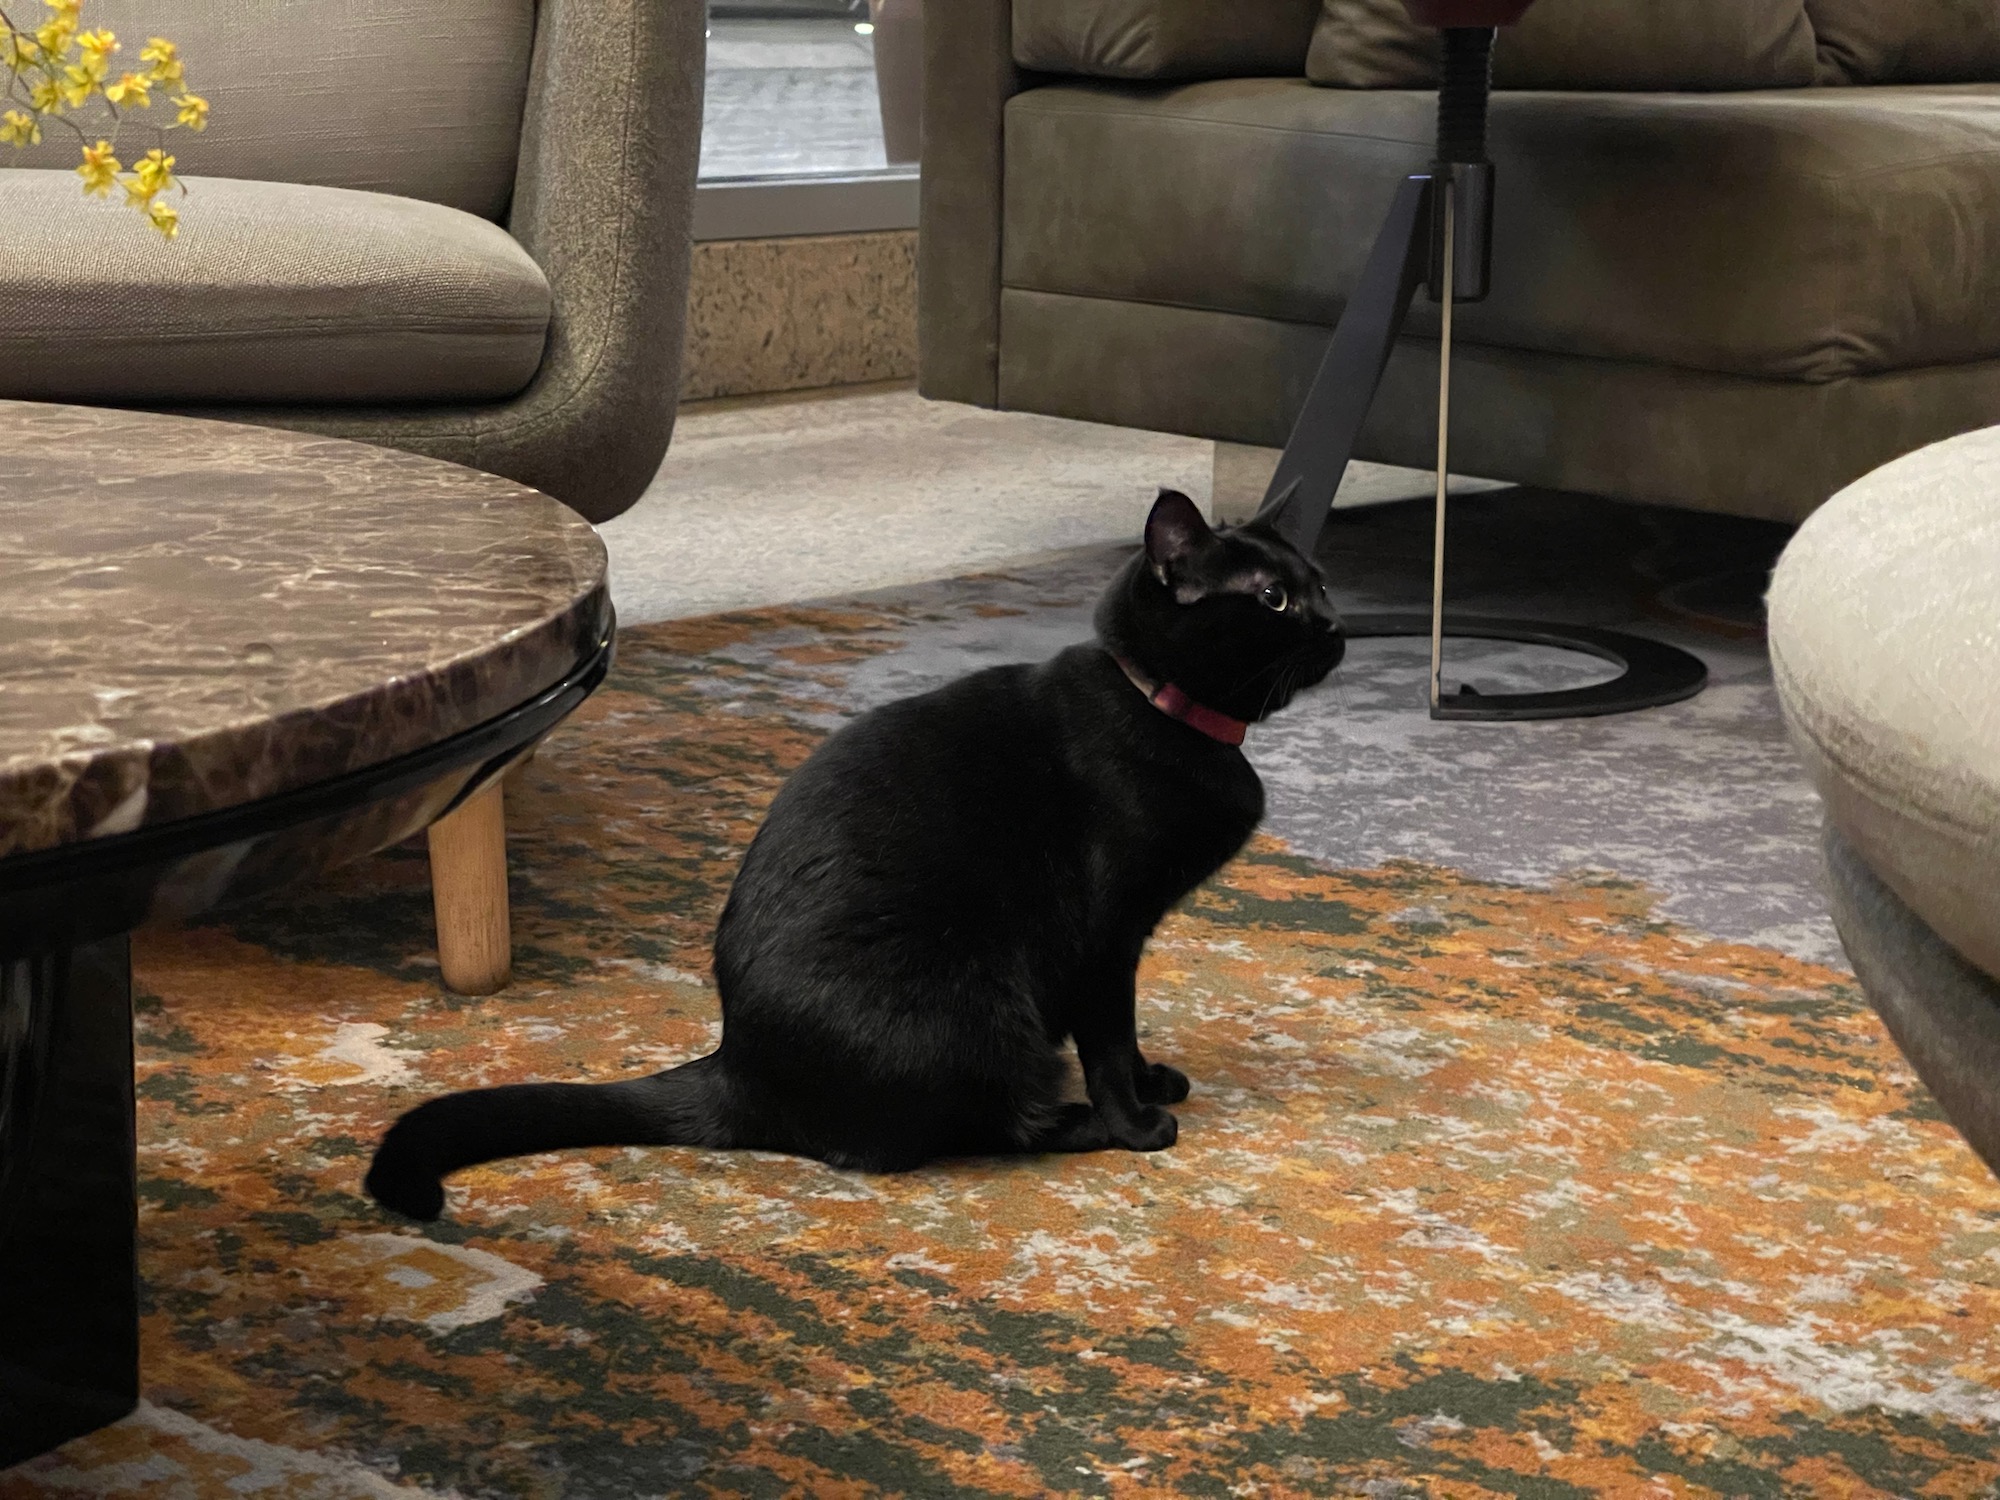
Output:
[365, 491, 1343, 1220]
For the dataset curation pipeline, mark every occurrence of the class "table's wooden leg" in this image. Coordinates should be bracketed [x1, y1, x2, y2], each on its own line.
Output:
[428, 782, 511, 996]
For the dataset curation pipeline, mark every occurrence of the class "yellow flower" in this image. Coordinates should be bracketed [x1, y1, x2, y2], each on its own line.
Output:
[139, 36, 181, 83]
[104, 69, 149, 106]
[134, 146, 173, 194]
[0, 108, 40, 146]
[58, 64, 98, 106]
[7, 14, 207, 233]
[75, 138, 118, 195]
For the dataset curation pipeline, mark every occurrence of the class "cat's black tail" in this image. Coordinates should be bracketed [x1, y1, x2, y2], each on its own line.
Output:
[364, 1053, 739, 1221]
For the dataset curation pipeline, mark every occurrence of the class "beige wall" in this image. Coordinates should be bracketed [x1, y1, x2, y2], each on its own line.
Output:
[682, 230, 917, 401]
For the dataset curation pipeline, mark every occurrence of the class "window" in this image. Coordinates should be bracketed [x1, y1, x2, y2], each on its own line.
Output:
[697, 0, 921, 237]
[703, 0, 913, 181]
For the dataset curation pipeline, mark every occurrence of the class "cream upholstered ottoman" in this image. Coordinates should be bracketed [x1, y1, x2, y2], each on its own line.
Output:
[1770, 428, 2000, 1177]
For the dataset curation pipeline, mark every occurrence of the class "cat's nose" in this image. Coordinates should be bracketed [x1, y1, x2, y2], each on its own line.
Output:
[1316, 608, 1343, 636]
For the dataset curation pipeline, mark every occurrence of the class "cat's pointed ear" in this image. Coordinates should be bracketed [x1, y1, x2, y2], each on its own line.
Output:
[1144, 489, 1214, 586]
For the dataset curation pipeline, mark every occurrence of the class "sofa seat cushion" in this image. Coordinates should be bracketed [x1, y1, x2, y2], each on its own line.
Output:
[1003, 79, 2000, 382]
[0, 171, 550, 405]
[1769, 426, 2000, 984]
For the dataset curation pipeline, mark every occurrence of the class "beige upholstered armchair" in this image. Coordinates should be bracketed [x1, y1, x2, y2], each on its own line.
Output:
[0, 0, 704, 524]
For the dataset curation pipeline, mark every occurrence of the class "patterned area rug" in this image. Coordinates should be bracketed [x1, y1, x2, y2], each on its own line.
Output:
[8, 502, 2000, 1498]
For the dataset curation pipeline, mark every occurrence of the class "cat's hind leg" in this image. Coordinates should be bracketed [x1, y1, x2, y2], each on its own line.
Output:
[1134, 1052, 1190, 1105]
[1023, 1102, 1114, 1154]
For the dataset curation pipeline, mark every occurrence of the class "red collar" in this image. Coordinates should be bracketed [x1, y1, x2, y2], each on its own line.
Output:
[1113, 655, 1248, 747]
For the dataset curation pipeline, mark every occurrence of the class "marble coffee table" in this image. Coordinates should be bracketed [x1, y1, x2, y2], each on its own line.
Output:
[0, 402, 612, 1466]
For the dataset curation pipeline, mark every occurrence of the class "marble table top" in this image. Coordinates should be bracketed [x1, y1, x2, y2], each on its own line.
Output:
[0, 402, 610, 861]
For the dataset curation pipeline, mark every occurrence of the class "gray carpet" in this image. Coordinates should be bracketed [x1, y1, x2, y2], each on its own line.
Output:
[801, 488, 1833, 964]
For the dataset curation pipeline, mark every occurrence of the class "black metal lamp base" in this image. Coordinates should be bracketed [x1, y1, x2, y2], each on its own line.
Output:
[1243, 27, 1709, 724]
[1343, 613, 1709, 721]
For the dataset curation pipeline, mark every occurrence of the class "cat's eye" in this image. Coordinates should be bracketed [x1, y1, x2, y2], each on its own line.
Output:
[1259, 582, 1289, 612]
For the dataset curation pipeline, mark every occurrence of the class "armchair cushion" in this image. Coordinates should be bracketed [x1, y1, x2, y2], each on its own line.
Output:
[2, 0, 535, 220]
[0, 170, 550, 404]
[1014, 0, 1318, 80]
[1308, 0, 1818, 91]
[1807, 0, 2000, 85]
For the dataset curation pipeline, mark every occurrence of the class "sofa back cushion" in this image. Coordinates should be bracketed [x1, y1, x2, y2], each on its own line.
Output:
[4, 0, 535, 221]
[1308, 0, 1819, 90]
[1807, 0, 2000, 83]
[1015, 0, 1319, 80]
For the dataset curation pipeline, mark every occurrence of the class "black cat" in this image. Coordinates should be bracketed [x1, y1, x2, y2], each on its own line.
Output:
[365, 490, 1343, 1220]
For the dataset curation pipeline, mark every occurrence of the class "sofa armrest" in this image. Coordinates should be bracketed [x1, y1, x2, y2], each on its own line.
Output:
[918, 0, 1022, 407]
[1014, 0, 1318, 81]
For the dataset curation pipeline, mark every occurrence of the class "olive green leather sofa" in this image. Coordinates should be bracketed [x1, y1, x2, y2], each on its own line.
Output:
[0, 0, 704, 524]
[920, 0, 2000, 523]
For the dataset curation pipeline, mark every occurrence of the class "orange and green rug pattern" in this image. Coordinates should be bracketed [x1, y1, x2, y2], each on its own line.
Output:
[8, 575, 2000, 1498]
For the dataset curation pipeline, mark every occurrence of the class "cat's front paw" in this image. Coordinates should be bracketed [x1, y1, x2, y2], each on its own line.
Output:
[1109, 1105, 1178, 1152]
[1137, 1061, 1190, 1105]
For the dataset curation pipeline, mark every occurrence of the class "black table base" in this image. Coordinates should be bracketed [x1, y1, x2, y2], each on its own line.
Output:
[0, 627, 612, 1470]
[0, 937, 138, 1469]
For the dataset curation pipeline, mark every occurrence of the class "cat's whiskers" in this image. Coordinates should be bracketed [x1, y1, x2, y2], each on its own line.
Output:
[1225, 657, 1286, 700]
[1256, 658, 1311, 721]
[1328, 666, 1352, 715]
